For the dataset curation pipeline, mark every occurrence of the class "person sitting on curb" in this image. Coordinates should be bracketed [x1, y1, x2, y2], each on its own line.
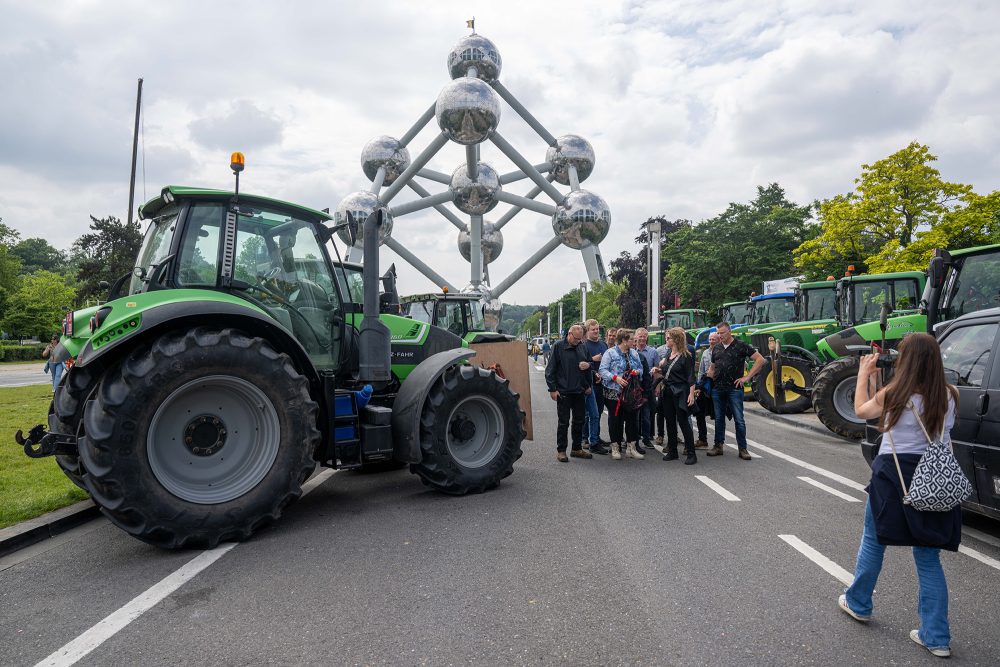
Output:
[545, 324, 594, 463]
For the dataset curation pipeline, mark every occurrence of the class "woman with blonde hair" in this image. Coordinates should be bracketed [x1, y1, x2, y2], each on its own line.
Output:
[839, 333, 962, 658]
[655, 327, 697, 464]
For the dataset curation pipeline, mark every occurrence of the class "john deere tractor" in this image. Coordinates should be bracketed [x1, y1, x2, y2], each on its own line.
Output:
[17, 166, 525, 549]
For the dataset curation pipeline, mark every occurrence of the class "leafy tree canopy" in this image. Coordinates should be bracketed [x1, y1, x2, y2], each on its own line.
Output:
[12, 237, 67, 275]
[1, 270, 77, 339]
[71, 215, 143, 302]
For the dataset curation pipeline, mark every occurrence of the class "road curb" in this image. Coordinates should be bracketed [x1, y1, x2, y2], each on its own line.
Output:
[743, 403, 848, 440]
[0, 499, 100, 558]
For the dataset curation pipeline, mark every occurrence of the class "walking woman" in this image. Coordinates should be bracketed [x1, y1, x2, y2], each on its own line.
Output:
[839, 333, 961, 658]
[657, 327, 697, 464]
[598, 328, 644, 461]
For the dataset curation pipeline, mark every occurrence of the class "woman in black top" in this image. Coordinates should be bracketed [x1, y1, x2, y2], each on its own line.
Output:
[656, 327, 697, 464]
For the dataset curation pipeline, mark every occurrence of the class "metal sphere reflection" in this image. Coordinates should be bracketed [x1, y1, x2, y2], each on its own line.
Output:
[333, 191, 393, 247]
[457, 221, 504, 265]
[361, 136, 411, 186]
[447, 34, 503, 82]
[435, 78, 501, 145]
[546, 135, 596, 185]
[450, 163, 501, 215]
[551, 190, 610, 250]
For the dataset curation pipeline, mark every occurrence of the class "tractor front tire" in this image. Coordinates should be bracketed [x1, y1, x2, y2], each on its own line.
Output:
[755, 356, 813, 414]
[77, 328, 319, 549]
[812, 356, 865, 440]
[411, 365, 524, 495]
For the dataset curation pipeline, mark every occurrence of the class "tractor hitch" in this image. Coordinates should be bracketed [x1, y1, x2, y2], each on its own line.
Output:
[15, 425, 78, 458]
[780, 379, 813, 398]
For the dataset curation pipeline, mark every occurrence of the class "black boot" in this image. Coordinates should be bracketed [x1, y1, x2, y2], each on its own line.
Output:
[662, 443, 679, 461]
[684, 448, 697, 465]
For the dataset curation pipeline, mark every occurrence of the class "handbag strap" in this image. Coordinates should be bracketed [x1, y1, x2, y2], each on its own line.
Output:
[907, 400, 947, 444]
[664, 354, 681, 381]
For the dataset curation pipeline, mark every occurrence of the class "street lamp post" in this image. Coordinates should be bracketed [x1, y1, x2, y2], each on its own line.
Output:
[558, 301, 563, 335]
[547, 311, 551, 337]
[647, 220, 662, 328]
[580, 282, 588, 322]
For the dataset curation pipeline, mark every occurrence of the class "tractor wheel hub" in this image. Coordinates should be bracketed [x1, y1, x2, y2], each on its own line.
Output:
[183, 414, 227, 457]
[450, 415, 477, 441]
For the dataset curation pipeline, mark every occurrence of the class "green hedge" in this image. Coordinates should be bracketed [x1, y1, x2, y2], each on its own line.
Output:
[0, 345, 48, 361]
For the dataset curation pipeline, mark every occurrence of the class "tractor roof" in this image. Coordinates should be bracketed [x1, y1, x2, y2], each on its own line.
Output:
[751, 292, 794, 302]
[139, 186, 333, 222]
[401, 292, 482, 303]
[841, 270, 924, 282]
[799, 280, 837, 290]
[951, 243, 1000, 258]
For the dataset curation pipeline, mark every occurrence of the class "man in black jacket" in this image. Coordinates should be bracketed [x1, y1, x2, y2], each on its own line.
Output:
[545, 324, 594, 462]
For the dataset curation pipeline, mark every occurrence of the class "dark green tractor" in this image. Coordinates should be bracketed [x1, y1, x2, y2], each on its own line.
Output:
[17, 177, 525, 549]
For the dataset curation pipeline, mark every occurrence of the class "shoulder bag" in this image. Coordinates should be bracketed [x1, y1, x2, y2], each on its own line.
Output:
[886, 402, 972, 512]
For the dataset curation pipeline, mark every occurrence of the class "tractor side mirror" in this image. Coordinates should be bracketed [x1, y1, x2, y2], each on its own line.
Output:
[929, 255, 947, 288]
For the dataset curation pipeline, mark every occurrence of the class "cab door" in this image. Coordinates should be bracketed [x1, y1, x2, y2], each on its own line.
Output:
[937, 318, 1000, 501]
[971, 319, 1000, 514]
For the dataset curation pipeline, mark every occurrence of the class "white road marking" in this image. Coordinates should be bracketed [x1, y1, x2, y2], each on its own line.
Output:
[798, 476, 863, 502]
[779, 534, 854, 586]
[703, 425, 762, 457]
[694, 475, 741, 501]
[958, 545, 1000, 572]
[962, 526, 1000, 550]
[35, 468, 338, 667]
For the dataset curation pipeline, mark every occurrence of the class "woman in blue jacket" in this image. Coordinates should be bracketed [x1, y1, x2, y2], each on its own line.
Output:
[598, 328, 644, 461]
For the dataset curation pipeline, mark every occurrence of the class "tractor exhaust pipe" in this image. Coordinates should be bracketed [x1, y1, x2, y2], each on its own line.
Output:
[359, 209, 392, 388]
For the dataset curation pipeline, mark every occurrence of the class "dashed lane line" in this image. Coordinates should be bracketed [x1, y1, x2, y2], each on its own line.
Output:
[35, 468, 338, 667]
[798, 476, 863, 502]
[738, 435, 866, 492]
[694, 475, 741, 501]
[779, 534, 854, 586]
[958, 545, 1000, 572]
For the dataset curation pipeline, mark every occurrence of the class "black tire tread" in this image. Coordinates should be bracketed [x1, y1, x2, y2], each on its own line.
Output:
[754, 356, 813, 414]
[812, 356, 864, 440]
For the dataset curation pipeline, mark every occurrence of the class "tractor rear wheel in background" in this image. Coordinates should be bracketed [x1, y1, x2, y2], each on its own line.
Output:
[755, 356, 813, 414]
[77, 328, 319, 549]
[812, 356, 865, 440]
[412, 364, 524, 495]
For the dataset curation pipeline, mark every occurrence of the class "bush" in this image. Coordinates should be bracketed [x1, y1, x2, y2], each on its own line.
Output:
[0, 344, 47, 361]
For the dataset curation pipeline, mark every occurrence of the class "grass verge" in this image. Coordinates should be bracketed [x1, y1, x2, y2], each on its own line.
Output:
[0, 385, 88, 529]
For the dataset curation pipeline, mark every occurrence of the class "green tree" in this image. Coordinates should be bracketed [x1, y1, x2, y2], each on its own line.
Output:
[70, 215, 142, 302]
[0, 218, 23, 323]
[664, 184, 813, 311]
[587, 280, 623, 325]
[794, 142, 969, 278]
[12, 238, 67, 275]
[1, 270, 77, 339]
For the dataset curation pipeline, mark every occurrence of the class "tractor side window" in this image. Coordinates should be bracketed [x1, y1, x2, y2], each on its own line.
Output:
[437, 302, 464, 335]
[406, 301, 434, 324]
[129, 208, 178, 294]
[467, 300, 485, 332]
[939, 322, 997, 387]
[892, 280, 919, 311]
[176, 203, 223, 287]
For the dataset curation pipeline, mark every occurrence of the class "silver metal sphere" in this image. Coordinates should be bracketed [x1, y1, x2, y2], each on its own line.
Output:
[361, 136, 410, 186]
[333, 191, 393, 247]
[457, 221, 504, 265]
[435, 78, 501, 145]
[551, 190, 611, 250]
[450, 163, 501, 215]
[447, 34, 502, 82]
[546, 135, 596, 185]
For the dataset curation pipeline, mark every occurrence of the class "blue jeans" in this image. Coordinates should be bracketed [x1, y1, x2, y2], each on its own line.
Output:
[583, 389, 601, 445]
[712, 386, 746, 449]
[844, 500, 950, 649]
[639, 399, 653, 441]
[51, 362, 64, 392]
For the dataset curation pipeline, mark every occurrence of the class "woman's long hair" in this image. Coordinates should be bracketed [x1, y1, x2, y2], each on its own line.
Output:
[880, 333, 958, 435]
[667, 327, 690, 358]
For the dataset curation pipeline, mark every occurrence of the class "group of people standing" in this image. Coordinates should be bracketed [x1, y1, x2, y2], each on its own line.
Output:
[544, 320, 765, 464]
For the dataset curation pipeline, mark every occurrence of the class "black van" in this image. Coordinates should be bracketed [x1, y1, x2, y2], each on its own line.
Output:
[862, 307, 1000, 521]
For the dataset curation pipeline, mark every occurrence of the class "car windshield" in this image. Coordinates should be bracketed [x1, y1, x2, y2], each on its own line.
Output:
[804, 287, 837, 320]
[944, 250, 1000, 319]
[754, 298, 795, 324]
[129, 207, 178, 294]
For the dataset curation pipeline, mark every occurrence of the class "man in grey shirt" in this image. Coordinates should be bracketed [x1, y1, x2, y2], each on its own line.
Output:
[694, 332, 719, 448]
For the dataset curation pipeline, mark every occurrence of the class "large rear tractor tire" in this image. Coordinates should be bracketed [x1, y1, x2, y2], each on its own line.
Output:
[812, 356, 865, 440]
[49, 364, 101, 490]
[411, 364, 524, 495]
[77, 328, 319, 549]
[755, 356, 813, 414]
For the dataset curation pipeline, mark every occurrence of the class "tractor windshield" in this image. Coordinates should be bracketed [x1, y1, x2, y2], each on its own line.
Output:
[804, 287, 837, 320]
[721, 303, 751, 325]
[753, 298, 795, 324]
[467, 300, 486, 331]
[334, 265, 365, 304]
[129, 207, 178, 294]
[404, 300, 435, 325]
[662, 313, 692, 329]
[942, 250, 1000, 320]
[850, 279, 921, 323]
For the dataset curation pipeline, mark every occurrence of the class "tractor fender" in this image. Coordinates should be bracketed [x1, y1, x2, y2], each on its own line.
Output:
[73, 300, 320, 388]
[391, 348, 476, 463]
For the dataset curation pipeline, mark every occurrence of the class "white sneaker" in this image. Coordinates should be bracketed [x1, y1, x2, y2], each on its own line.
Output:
[625, 442, 645, 460]
[611, 443, 622, 460]
[837, 594, 871, 623]
[909, 629, 951, 658]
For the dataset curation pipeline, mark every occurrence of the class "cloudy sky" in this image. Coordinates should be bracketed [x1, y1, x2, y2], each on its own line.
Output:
[1, 0, 998, 305]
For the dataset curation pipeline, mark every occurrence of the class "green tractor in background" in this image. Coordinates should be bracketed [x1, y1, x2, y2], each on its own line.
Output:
[399, 290, 510, 344]
[648, 308, 710, 348]
[811, 245, 1000, 439]
[750, 270, 924, 427]
[17, 165, 525, 549]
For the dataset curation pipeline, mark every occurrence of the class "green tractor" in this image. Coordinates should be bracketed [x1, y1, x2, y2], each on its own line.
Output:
[648, 308, 710, 348]
[811, 245, 1000, 439]
[16, 176, 525, 549]
[399, 291, 510, 344]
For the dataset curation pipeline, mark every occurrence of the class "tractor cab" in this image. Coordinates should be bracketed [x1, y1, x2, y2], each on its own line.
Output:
[400, 291, 509, 343]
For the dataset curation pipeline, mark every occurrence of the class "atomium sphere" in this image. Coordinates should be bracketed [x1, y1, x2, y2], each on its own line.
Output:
[551, 190, 611, 250]
[447, 34, 502, 82]
[457, 221, 504, 265]
[435, 78, 501, 145]
[546, 135, 596, 185]
[333, 191, 393, 247]
[450, 162, 501, 215]
[361, 136, 410, 186]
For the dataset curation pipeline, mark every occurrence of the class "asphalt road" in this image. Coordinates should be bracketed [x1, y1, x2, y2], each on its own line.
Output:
[0, 363, 51, 388]
[2, 363, 999, 666]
